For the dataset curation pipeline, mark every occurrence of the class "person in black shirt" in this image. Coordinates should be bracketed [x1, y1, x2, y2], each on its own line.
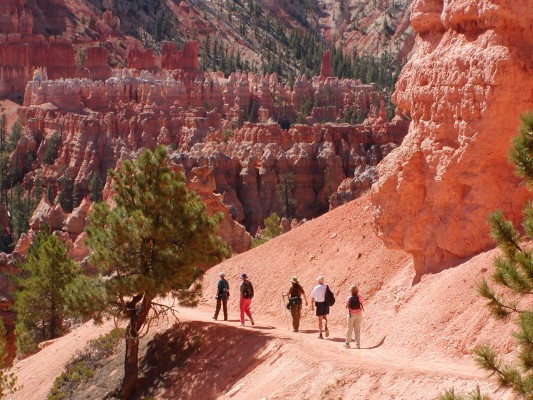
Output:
[213, 271, 230, 321]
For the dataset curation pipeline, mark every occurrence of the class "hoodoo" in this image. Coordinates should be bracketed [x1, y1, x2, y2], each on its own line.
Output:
[371, 0, 533, 277]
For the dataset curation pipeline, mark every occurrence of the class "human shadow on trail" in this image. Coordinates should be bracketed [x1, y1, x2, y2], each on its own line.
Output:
[299, 329, 319, 334]
[329, 336, 386, 349]
[249, 325, 275, 330]
[330, 338, 346, 343]
[364, 336, 386, 349]
[134, 321, 271, 399]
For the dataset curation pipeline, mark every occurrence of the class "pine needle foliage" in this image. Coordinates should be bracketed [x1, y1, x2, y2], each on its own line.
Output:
[440, 112, 533, 399]
[252, 212, 282, 247]
[85, 146, 229, 399]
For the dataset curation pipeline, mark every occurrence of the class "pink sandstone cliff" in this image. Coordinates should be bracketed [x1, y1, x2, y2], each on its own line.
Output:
[371, 0, 532, 277]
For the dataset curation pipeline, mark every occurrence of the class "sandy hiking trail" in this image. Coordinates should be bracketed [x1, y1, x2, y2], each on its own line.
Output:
[10, 303, 505, 400]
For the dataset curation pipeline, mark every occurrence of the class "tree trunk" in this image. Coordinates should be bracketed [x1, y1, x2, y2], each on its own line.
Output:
[118, 295, 152, 400]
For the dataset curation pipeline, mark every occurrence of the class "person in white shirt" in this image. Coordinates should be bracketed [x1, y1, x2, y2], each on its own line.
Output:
[310, 275, 329, 339]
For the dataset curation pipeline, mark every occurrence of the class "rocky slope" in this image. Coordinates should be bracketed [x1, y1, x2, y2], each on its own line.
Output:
[371, 0, 533, 277]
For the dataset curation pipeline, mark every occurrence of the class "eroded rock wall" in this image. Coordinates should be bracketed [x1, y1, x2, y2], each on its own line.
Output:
[17, 69, 407, 239]
[371, 0, 533, 277]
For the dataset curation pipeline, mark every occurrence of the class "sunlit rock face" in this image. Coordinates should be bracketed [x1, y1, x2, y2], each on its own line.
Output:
[371, 0, 533, 277]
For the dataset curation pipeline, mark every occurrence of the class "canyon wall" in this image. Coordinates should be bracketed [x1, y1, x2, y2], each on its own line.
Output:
[17, 67, 407, 243]
[371, 0, 533, 277]
[0, 0, 200, 98]
[0, 0, 113, 98]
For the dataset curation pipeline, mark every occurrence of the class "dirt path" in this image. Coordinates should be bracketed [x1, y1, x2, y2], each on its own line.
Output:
[9, 303, 501, 400]
[173, 305, 502, 400]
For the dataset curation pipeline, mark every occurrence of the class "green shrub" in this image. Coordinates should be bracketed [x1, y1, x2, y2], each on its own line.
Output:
[47, 327, 125, 400]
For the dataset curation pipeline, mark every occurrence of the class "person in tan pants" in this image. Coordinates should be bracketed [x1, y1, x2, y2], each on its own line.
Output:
[286, 276, 308, 332]
[344, 285, 364, 348]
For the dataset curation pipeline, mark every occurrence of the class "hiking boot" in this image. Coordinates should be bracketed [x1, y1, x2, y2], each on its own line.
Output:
[356, 344, 360, 349]
[240, 322, 245, 326]
[324, 325, 329, 338]
[318, 334, 323, 339]
[250, 319, 255, 326]
[293, 329, 298, 332]
[212, 316, 217, 320]
[343, 343, 350, 349]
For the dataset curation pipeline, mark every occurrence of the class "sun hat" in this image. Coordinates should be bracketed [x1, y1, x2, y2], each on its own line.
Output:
[241, 273, 248, 279]
[291, 276, 298, 283]
[218, 271, 225, 276]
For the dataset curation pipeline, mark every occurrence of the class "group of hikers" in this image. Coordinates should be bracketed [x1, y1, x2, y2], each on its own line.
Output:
[213, 272, 364, 349]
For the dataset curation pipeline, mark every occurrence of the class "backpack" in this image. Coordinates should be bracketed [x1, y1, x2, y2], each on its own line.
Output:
[242, 281, 254, 299]
[349, 295, 361, 310]
[325, 285, 335, 306]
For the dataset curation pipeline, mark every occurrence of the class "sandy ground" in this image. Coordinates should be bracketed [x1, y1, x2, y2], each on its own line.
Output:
[8, 195, 520, 399]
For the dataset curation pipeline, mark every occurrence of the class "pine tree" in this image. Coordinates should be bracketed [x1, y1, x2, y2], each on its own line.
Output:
[251, 212, 282, 247]
[0, 114, 6, 152]
[88, 171, 104, 202]
[57, 176, 74, 212]
[440, 112, 533, 399]
[14, 227, 85, 354]
[85, 146, 229, 399]
[263, 212, 282, 239]
[9, 184, 30, 242]
[42, 131, 61, 165]
[277, 172, 297, 218]
[6, 119, 21, 153]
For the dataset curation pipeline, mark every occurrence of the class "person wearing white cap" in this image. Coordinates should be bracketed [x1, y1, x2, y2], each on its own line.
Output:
[310, 275, 330, 339]
[213, 271, 230, 321]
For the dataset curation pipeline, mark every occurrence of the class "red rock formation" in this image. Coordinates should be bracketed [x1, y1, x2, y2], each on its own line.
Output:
[371, 0, 533, 278]
[320, 50, 333, 78]
[83, 46, 111, 80]
[161, 41, 199, 71]
[126, 45, 157, 70]
[0, 0, 115, 97]
[0, 0, 26, 35]
[16, 66, 407, 241]
[187, 166, 251, 253]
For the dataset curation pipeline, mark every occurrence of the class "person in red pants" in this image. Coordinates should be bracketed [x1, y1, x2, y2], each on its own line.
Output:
[239, 273, 255, 326]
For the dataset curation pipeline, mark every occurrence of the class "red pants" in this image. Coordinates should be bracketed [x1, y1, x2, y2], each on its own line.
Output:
[240, 298, 253, 324]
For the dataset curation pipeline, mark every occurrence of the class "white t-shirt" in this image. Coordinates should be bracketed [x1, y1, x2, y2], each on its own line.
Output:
[310, 284, 327, 302]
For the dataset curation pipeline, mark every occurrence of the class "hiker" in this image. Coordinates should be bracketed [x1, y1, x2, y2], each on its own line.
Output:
[310, 275, 330, 339]
[344, 285, 364, 348]
[213, 271, 230, 321]
[239, 273, 255, 326]
[285, 276, 308, 332]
